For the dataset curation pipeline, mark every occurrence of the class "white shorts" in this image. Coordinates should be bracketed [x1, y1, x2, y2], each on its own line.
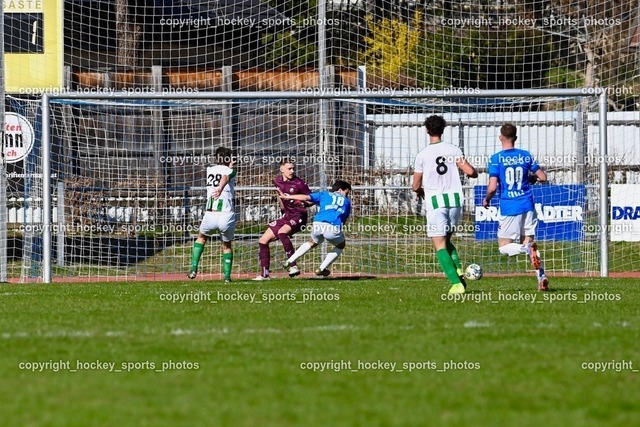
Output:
[425, 207, 462, 237]
[497, 210, 538, 241]
[199, 211, 236, 242]
[310, 222, 345, 246]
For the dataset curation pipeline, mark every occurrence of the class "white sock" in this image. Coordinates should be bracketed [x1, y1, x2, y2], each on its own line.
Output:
[288, 242, 314, 264]
[499, 243, 525, 256]
[319, 248, 343, 270]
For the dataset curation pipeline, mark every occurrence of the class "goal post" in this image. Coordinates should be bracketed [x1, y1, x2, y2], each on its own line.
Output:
[597, 92, 609, 278]
[31, 88, 614, 283]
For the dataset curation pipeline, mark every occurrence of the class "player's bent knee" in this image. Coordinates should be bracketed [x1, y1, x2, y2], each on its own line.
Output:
[498, 243, 524, 257]
[258, 229, 277, 245]
[498, 246, 510, 256]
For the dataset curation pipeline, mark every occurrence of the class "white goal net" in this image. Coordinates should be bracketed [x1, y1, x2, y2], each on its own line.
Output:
[3, 1, 639, 282]
[8, 90, 638, 282]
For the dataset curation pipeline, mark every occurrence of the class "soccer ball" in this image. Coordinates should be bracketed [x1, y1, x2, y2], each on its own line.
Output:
[464, 263, 483, 281]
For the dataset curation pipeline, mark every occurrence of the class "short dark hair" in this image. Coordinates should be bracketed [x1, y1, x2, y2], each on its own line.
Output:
[280, 158, 295, 166]
[215, 146, 233, 165]
[500, 123, 518, 142]
[424, 115, 447, 137]
[331, 180, 352, 192]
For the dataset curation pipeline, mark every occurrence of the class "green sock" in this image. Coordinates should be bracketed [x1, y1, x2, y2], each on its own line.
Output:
[446, 241, 462, 274]
[222, 252, 233, 278]
[191, 242, 204, 270]
[437, 249, 461, 285]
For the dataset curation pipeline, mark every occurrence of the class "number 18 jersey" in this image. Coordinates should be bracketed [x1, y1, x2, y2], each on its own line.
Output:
[414, 142, 464, 211]
[309, 191, 351, 227]
[205, 164, 236, 212]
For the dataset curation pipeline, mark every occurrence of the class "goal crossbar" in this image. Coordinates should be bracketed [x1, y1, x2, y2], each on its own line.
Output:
[39, 89, 609, 283]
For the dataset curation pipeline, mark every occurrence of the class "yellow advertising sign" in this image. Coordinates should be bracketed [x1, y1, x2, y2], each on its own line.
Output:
[4, 0, 63, 93]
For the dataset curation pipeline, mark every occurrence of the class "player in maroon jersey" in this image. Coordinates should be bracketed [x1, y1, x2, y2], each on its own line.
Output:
[254, 159, 312, 280]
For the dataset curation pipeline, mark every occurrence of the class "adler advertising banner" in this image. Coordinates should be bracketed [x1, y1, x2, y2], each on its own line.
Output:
[474, 185, 586, 241]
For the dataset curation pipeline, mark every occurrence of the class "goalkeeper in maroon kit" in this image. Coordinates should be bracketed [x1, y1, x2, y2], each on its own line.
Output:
[254, 159, 311, 280]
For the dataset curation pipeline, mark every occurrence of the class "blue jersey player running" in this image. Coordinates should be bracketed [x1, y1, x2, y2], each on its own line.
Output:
[483, 124, 549, 291]
[280, 180, 352, 277]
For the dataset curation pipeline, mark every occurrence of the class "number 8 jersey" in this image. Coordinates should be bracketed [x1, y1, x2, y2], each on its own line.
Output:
[413, 141, 464, 211]
[206, 164, 236, 212]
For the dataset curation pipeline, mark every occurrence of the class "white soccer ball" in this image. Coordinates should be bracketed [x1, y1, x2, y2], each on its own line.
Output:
[464, 263, 483, 281]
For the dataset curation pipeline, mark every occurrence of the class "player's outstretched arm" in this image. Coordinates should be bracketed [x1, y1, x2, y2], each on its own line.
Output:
[456, 157, 478, 178]
[411, 172, 425, 199]
[301, 182, 315, 206]
[278, 190, 312, 202]
[483, 177, 498, 208]
[528, 169, 547, 184]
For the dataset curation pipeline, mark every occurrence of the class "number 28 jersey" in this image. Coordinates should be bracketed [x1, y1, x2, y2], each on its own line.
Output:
[414, 142, 464, 211]
[205, 164, 236, 212]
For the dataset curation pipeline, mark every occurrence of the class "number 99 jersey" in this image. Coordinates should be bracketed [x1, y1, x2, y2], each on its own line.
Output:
[487, 148, 540, 216]
[414, 142, 464, 211]
[206, 164, 236, 212]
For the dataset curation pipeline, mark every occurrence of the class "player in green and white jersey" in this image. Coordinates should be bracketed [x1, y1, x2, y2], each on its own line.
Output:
[188, 147, 236, 283]
[412, 115, 478, 294]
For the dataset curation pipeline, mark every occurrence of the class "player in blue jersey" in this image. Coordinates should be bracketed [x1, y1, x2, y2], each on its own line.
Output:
[482, 124, 549, 291]
[279, 180, 352, 277]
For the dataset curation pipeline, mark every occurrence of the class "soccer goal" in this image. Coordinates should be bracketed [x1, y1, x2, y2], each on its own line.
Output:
[10, 88, 634, 283]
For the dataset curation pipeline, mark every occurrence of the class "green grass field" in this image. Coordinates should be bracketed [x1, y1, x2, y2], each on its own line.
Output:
[1, 276, 639, 427]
